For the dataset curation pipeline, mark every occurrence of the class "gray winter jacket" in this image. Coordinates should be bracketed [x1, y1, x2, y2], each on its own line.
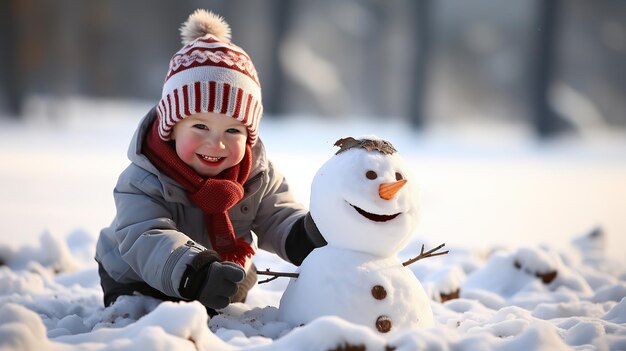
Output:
[95, 108, 307, 299]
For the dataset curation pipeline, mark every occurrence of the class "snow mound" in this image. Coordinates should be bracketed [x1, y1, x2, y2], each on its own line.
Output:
[57, 301, 233, 351]
[0, 303, 51, 351]
[0, 231, 81, 274]
[463, 246, 593, 305]
[603, 297, 626, 324]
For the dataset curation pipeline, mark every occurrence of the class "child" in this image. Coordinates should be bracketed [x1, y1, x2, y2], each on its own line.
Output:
[95, 9, 325, 313]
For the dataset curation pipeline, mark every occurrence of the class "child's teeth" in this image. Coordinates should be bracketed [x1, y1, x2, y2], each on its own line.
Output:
[201, 155, 220, 162]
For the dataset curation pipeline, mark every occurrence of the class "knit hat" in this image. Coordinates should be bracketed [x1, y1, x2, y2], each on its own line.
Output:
[157, 9, 263, 145]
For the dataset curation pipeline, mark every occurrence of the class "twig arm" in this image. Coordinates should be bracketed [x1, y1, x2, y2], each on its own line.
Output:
[402, 243, 449, 267]
[255, 244, 448, 284]
[256, 268, 299, 284]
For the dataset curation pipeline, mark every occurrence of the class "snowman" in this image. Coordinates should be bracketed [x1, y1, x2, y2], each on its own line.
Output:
[278, 136, 434, 335]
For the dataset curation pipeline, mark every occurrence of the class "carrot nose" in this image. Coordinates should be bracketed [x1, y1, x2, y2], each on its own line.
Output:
[379, 179, 407, 200]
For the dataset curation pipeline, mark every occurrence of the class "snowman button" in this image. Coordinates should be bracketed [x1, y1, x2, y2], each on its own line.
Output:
[375, 315, 392, 333]
[371, 285, 387, 300]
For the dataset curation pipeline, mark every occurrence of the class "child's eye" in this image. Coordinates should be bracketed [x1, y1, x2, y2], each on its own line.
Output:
[226, 128, 242, 134]
[193, 124, 208, 130]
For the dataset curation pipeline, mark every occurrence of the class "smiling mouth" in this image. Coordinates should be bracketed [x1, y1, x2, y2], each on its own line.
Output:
[197, 154, 224, 164]
[348, 202, 401, 222]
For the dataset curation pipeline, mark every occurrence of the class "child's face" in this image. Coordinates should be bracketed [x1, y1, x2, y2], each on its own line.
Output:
[171, 112, 248, 177]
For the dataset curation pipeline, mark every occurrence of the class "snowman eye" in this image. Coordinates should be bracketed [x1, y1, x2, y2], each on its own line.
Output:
[395, 172, 404, 181]
[366, 170, 378, 180]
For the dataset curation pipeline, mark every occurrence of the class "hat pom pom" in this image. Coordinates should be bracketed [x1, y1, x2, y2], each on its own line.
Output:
[180, 9, 232, 45]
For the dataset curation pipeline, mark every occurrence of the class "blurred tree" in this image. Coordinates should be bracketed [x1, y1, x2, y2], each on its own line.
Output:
[262, 0, 294, 116]
[408, 0, 432, 129]
[0, 0, 23, 117]
[531, 0, 573, 137]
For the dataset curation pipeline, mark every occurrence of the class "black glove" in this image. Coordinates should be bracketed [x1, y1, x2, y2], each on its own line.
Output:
[285, 213, 327, 266]
[179, 250, 246, 310]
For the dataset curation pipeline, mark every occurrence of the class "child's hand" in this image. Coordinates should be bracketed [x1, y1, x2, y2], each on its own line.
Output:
[179, 250, 246, 309]
[197, 261, 245, 309]
[285, 213, 327, 266]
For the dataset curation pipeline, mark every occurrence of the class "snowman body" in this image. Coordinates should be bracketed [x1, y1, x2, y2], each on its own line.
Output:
[279, 246, 434, 333]
[278, 137, 434, 334]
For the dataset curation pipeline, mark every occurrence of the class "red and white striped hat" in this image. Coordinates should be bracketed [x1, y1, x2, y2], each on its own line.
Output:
[157, 9, 263, 145]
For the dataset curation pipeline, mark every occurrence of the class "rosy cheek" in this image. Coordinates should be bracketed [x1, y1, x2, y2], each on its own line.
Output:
[175, 135, 201, 161]
[230, 140, 246, 161]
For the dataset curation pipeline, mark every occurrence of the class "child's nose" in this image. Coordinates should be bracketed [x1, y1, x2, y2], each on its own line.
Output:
[204, 133, 225, 148]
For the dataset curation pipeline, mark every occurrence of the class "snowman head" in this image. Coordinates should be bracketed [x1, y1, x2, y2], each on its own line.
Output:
[310, 137, 419, 257]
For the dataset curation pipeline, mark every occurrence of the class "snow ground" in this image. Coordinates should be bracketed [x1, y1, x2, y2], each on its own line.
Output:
[1, 98, 625, 350]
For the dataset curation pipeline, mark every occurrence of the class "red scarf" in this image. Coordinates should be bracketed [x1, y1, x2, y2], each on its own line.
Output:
[143, 118, 254, 267]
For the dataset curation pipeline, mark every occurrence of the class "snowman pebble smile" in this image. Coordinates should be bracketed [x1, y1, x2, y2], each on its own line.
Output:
[348, 202, 401, 222]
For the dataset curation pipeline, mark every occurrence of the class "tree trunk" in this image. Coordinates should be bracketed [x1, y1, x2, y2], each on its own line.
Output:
[0, 0, 24, 117]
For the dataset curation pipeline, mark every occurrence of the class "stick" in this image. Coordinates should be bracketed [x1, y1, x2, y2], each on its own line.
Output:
[402, 243, 449, 267]
[255, 243, 448, 284]
[256, 268, 299, 284]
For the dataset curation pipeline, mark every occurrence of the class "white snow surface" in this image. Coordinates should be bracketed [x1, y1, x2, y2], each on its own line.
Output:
[1, 98, 626, 350]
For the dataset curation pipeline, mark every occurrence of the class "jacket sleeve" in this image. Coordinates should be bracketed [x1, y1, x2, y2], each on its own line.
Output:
[252, 160, 309, 262]
[109, 168, 204, 298]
